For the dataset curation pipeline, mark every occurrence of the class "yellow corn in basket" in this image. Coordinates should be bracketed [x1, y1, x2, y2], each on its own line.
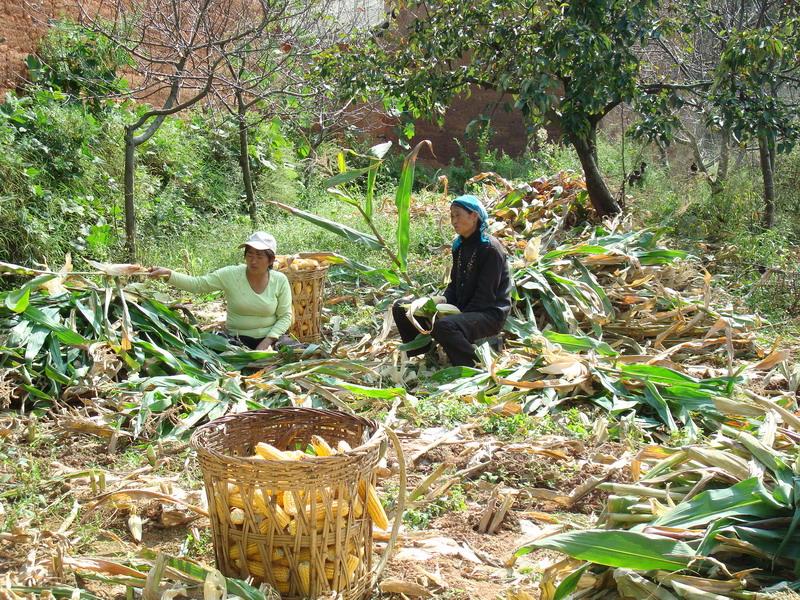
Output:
[190, 408, 406, 600]
[276, 255, 327, 343]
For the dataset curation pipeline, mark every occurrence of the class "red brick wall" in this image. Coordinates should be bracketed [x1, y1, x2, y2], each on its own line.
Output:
[409, 87, 528, 166]
[0, 0, 88, 93]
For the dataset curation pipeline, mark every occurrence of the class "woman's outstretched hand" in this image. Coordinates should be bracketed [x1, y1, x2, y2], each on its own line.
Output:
[148, 267, 172, 279]
[256, 337, 276, 351]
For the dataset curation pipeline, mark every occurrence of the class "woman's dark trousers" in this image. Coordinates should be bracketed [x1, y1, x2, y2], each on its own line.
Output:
[391, 301, 503, 367]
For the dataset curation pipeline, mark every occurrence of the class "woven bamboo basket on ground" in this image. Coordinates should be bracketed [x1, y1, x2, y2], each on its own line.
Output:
[190, 408, 406, 600]
[282, 266, 327, 343]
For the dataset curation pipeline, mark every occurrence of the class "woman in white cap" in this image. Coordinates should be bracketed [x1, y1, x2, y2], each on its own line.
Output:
[148, 232, 292, 350]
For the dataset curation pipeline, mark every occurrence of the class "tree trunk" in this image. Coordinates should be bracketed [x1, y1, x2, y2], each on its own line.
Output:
[124, 125, 137, 261]
[236, 93, 257, 226]
[758, 135, 775, 229]
[571, 132, 621, 216]
[717, 127, 730, 187]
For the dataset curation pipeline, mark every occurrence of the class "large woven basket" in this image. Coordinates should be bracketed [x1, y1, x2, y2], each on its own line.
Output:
[282, 266, 327, 343]
[190, 408, 405, 600]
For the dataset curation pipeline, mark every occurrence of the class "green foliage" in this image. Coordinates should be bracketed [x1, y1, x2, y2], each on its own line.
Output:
[410, 395, 484, 428]
[710, 18, 800, 153]
[483, 409, 591, 441]
[26, 20, 131, 110]
[0, 90, 304, 273]
[403, 485, 467, 529]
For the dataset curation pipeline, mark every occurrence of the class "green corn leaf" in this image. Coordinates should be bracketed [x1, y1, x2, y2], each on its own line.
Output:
[541, 244, 610, 262]
[554, 563, 591, 600]
[643, 381, 678, 431]
[10, 588, 103, 600]
[333, 381, 406, 399]
[398, 334, 432, 352]
[636, 249, 688, 265]
[620, 364, 698, 387]
[268, 200, 381, 250]
[518, 529, 694, 571]
[4, 286, 31, 313]
[572, 258, 614, 316]
[734, 525, 800, 560]
[774, 481, 800, 561]
[542, 331, 617, 356]
[653, 477, 785, 528]
[395, 140, 433, 271]
[24, 325, 50, 361]
[2, 274, 58, 313]
[23, 306, 87, 346]
[324, 166, 376, 187]
[365, 161, 378, 219]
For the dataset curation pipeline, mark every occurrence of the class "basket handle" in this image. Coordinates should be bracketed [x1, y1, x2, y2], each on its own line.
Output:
[372, 426, 407, 584]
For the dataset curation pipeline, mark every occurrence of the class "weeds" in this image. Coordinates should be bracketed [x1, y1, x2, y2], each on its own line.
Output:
[403, 485, 467, 529]
[409, 396, 484, 428]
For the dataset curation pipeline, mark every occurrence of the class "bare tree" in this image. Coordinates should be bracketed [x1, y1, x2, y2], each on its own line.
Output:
[76, 0, 278, 259]
[209, 1, 387, 225]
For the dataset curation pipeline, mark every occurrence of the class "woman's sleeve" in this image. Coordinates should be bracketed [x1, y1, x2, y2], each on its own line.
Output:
[443, 249, 458, 304]
[168, 268, 227, 294]
[267, 275, 293, 338]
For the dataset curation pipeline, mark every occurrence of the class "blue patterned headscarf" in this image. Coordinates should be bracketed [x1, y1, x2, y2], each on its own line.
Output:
[451, 195, 490, 250]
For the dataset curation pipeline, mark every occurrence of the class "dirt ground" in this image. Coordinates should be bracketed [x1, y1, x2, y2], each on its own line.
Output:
[0, 413, 635, 599]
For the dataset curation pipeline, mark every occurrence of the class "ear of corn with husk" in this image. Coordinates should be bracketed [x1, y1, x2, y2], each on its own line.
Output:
[216, 434, 387, 595]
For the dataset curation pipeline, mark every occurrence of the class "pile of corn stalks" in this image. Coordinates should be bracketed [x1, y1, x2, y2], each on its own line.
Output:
[516, 390, 800, 599]
[0, 261, 402, 441]
[459, 172, 799, 599]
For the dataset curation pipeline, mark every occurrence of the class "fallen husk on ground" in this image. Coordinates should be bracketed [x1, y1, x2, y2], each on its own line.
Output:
[1, 170, 797, 598]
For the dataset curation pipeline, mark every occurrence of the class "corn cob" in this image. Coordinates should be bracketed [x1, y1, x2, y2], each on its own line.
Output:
[337, 440, 352, 453]
[228, 492, 246, 510]
[254, 442, 288, 461]
[297, 561, 311, 596]
[352, 495, 364, 518]
[325, 555, 361, 587]
[273, 547, 311, 566]
[345, 554, 360, 581]
[230, 508, 245, 525]
[283, 491, 302, 515]
[310, 435, 335, 456]
[257, 503, 291, 532]
[228, 542, 260, 560]
[292, 499, 350, 524]
[250, 562, 290, 583]
[359, 480, 389, 530]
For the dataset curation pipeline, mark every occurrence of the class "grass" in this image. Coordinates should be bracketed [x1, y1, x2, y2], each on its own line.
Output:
[482, 408, 592, 441]
[402, 485, 468, 530]
[406, 395, 485, 428]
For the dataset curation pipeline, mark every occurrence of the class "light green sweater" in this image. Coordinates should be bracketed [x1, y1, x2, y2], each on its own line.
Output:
[169, 265, 293, 339]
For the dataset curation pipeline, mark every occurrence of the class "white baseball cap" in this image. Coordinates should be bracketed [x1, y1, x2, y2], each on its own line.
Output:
[239, 231, 277, 253]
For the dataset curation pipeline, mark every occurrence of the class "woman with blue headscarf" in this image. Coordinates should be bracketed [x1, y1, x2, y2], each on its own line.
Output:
[392, 195, 511, 366]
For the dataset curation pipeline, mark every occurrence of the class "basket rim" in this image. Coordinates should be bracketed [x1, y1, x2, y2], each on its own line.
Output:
[280, 265, 329, 280]
[189, 407, 384, 468]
